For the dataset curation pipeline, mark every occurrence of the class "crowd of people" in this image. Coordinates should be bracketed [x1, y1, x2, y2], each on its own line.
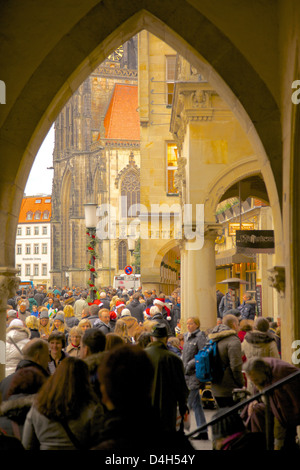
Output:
[0, 283, 299, 451]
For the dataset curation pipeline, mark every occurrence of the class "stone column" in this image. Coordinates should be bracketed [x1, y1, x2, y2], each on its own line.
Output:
[0, 268, 20, 380]
[181, 224, 221, 333]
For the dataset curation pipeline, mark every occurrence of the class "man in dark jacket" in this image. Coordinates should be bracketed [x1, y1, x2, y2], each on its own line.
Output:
[145, 324, 189, 434]
[94, 308, 112, 335]
[0, 339, 50, 401]
[182, 316, 208, 439]
[237, 292, 256, 320]
[149, 305, 172, 336]
[127, 293, 144, 324]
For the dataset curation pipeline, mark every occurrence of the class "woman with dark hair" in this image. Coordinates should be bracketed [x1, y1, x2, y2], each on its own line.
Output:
[48, 331, 68, 375]
[104, 332, 125, 351]
[22, 357, 104, 450]
[0, 366, 47, 440]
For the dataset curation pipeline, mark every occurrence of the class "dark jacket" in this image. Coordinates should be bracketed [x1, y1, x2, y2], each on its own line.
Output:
[218, 293, 240, 318]
[93, 319, 111, 335]
[127, 298, 144, 324]
[34, 292, 45, 307]
[182, 328, 207, 390]
[91, 406, 194, 451]
[145, 341, 189, 433]
[0, 394, 35, 439]
[0, 359, 49, 401]
[237, 300, 256, 320]
[208, 324, 244, 398]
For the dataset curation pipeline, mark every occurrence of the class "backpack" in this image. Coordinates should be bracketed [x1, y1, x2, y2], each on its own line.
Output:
[195, 340, 224, 383]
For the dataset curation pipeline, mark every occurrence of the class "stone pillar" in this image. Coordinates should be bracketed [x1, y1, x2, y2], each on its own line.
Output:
[0, 268, 20, 380]
[181, 224, 221, 333]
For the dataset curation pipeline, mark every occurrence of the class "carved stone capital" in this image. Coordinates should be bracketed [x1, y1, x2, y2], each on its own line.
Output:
[204, 223, 223, 240]
[267, 266, 285, 297]
[0, 268, 20, 304]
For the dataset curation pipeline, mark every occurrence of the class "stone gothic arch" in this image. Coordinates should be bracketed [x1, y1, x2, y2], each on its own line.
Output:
[3, 0, 300, 376]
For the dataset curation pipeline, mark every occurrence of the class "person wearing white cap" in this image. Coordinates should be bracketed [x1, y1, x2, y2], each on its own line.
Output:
[5, 319, 31, 377]
[6, 309, 18, 327]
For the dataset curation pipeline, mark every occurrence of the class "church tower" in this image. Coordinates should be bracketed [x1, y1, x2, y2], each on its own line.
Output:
[50, 37, 139, 289]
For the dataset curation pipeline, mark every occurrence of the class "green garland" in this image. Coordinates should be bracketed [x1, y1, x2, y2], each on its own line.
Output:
[86, 230, 100, 292]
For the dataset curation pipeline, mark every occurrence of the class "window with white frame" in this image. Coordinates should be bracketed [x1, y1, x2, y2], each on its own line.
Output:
[34, 226, 39, 235]
[17, 227, 22, 236]
[25, 264, 31, 276]
[17, 244, 22, 255]
[42, 264, 47, 276]
[16, 265, 21, 276]
[25, 244, 31, 255]
[42, 226, 47, 235]
[42, 243, 48, 254]
[34, 264, 39, 276]
[34, 244, 39, 254]
[26, 227, 31, 236]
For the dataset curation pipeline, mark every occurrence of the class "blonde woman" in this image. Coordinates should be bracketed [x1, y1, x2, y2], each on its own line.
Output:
[63, 305, 79, 329]
[66, 326, 82, 357]
[110, 295, 119, 311]
[25, 315, 40, 339]
[78, 318, 92, 332]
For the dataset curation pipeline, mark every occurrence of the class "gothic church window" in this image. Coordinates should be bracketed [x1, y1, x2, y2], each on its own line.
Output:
[118, 240, 127, 271]
[121, 170, 140, 218]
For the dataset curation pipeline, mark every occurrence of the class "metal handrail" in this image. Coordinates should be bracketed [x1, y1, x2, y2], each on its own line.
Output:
[185, 369, 300, 450]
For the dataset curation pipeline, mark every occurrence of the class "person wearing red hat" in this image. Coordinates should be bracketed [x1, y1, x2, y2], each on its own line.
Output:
[154, 296, 176, 330]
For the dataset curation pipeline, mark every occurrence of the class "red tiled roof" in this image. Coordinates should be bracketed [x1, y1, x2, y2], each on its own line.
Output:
[18, 196, 52, 223]
[104, 84, 140, 140]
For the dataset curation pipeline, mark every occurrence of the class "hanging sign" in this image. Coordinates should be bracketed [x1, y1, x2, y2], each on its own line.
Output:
[236, 230, 275, 254]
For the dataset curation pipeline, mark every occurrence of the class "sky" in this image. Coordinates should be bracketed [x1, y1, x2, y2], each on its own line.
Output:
[24, 124, 55, 196]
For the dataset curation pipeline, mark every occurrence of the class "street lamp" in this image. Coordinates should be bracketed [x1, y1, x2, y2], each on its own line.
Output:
[84, 203, 98, 302]
[127, 236, 135, 255]
[127, 233, 137, 291]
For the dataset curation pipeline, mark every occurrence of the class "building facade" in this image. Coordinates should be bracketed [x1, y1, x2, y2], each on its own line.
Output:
[15, 196, 52, 288]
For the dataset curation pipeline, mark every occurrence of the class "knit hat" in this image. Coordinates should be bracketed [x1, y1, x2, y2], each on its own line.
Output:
[7, 309, 17, 318]
[10, 319, 24, 328]
[55, 313, 65, 323]
[121, 308, 131, 317]
[39, 310, 49, 319]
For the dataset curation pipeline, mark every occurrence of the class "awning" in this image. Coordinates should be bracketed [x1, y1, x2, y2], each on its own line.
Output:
[215, 248, 255, 267]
